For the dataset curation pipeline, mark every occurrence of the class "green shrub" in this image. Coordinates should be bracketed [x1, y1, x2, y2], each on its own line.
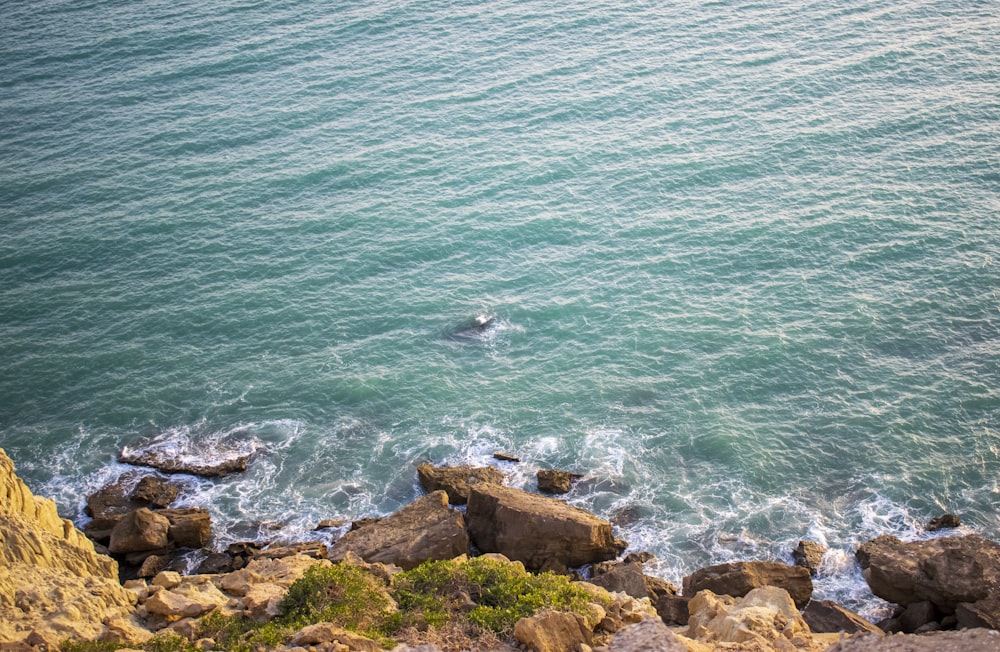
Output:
[280, 563, 396, 633]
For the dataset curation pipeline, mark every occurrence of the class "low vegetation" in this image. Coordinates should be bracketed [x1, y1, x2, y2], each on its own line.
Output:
[62, 556, 605, 652]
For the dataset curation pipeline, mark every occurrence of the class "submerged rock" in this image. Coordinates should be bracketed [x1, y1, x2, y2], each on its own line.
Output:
[928, 513, 961, 531]
[466, 484, 626, 571]
[119, 447, 251, 478]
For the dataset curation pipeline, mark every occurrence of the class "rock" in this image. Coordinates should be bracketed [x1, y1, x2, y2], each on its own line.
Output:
[801, 600, 883, 635]
[314, 519, 346, 530]
[119, 447, 251, 478]
[152, 571, 182, 590]
[792, 540, 826, 576]
[655, 594, 690, 626]
[217, 554, 331, 597]
[241, 582, 288, 621]
[0, 451, 144, 645]
[84, 472, 146, 539]
[899, 601, 937, 633]
[537, 469, 583, 495]
[108, 508, 171, 554]
[820, 629, 1000, 652]
[466, 484, 626, 571]
[590, 562, 677, 602]
[255, 541, 327, 560]
[144, 577, 229, 619]
[682, 561, 813, 609]
[514, 610, 592, 652]
[291, 623, 382, 652]
[328, 491, 469, 570]
[159, 507, 211, 548]
[137, 554, 168, 579]
[928, 514, 961, 531]
[686, 587, 812, 648]
[416, 463, 504, 505]
[608, 618, 690, 652]
[855, 534, 902, 570]
[351, 517, 382, 531]
[493, 452, 520, 462]
[623, 552, 656, 565]
[858, 534, 1000, 611]
[196, 552, 237, 575]
[956, 597, 1000, 630]
[131, 476, 180, 508]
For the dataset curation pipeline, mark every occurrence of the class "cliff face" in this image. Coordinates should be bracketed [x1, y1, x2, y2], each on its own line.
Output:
[0, 448, 147, 646]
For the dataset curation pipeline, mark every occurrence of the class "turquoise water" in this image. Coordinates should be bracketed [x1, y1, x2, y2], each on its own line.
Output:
[2, 0, 998, 616]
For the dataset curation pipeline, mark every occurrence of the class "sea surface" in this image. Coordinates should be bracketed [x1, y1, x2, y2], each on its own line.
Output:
[2, 0, 998, 618]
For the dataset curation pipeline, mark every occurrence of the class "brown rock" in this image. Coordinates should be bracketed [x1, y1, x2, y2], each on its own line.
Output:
[84, 472, 146, 537]
[928, 514, 961, 531]
[858, 534, 1000, 610]
[109, 508, 171, 554]
[955, 597, 1000, 630]
[416, 463, 504, 505]
[493, 452, 520, 462]
[196, 552, 236, 575]
[686, 586, 812, 648]
[131, 476, 180, 508]
[899, 601, 937, 633]
[821, 628, 1000, 652]
[158, 508, 211, 548]
[514, 610, 592, 652]
[802, 600, 883, 635]
[119, 447, 250, 478]
[328, 491, 469, 570]
[537, 469, 583, 495]
[682, 561, 813, 608]
[144, 578, 228, 619]
[655, 594, 690, 626]
[351, 517, 382, 531]
[137, 554, 168, 579]
[609, 618, 689, 652]
[466, 484, 626, 571]
[254, 541, 328, 560]
[792, 540, 826, 576]
[856, 534, 903, 570]
[290, 623, 382, 652]
[590, 562, 677, 602]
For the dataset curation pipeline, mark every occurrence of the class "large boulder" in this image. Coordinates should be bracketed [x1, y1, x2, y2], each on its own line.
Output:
[513, 610, 592, 652]
[328, 491, 469, 570]
[144, 577, 228, 619]
[0, 449, 149, 646]
[158, 507, 211, 548]
[416, 463, 504, 505]
[801, 600, 883, 635]
[131, 475, 180, 508]
[857, 535, 1000, 612]
[108, 508, 171, 554]
[686, 587, 812, 649]
[466, 484, 626, 571]
[682, 561, 813, 609]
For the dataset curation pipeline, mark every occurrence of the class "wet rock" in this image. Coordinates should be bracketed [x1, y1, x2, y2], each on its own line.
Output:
[855, 534, 902, 570]
[329, 491, 469, 570]
[792, 540, 826, 576]
[466, 484, 626, 572]
[537, 469, 583, 495]
[196, 551, 237, 575]
[109, 508, 171, 554]
[119, 447, 251, 478]
[928, 513, 961, 531]
[682, 561, 813, 609]
[416, 463, 504, 505]
[313, 519, 345, 530]
[131, 476, 180, 509]
[858, 534, 1000, 611]
[158, 507, 211, 549]
[493, 452, 520, 462]
[514, 610, 592, 652]
[801, 599, 883, 635]
[84, 472, 147, 540]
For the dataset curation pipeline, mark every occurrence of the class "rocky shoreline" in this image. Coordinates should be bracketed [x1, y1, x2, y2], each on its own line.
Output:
[2, 447, 999, 652]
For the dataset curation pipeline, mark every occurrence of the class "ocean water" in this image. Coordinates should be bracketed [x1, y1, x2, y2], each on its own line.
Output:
[1, 0, 998, 619]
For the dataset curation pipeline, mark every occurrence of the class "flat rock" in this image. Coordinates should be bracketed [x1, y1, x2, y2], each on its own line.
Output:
[857, 534, 1000, 610]
[537, 469, 583, 495]
[416, 463, 504, 505]
[328, 491, 468, 570]
[821, 629, 1000, 652]
[802, 600, 883, 635]
[466, 484, 626, 571]
[119, 448, 250, 478]
[682, 561, 813, 609]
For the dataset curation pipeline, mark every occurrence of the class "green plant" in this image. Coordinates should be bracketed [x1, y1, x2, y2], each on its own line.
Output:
[280, 562, 395, 632]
